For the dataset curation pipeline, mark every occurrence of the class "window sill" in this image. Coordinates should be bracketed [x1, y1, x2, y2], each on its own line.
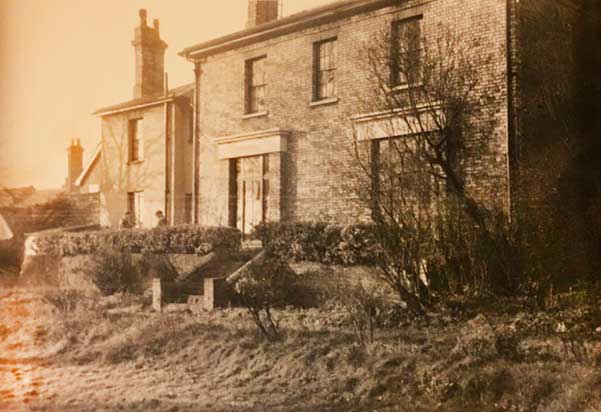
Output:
[242, 111, 269, 120]
[390, 82, 423, 92]
[127, 159, 145, 166]
[309, 97, 339, 108]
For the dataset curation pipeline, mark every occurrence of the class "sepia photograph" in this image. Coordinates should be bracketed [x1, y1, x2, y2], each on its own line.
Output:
[1, 0, 600, 410]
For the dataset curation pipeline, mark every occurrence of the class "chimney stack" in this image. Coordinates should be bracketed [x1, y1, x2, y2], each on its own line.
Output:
[67, 139, 84, 191]
[247, 0, 280, 28]
[132, 9, 167, 98]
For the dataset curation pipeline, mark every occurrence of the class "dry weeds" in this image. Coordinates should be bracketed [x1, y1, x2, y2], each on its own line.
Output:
[0, 287, 600, 412]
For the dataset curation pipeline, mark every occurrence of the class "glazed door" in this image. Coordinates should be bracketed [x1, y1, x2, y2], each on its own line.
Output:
[237, 156, 264, 237]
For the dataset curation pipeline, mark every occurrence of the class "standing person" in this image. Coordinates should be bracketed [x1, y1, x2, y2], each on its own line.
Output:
[155, 211, 167, 228]
[119, 211, 134, 229]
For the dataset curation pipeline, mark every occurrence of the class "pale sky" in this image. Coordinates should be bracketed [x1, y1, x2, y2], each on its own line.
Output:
[0, 0, 335, 189]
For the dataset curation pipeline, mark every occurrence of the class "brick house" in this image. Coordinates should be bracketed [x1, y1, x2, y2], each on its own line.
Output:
[81, 1, 598, 234]
[178, 0, 598, 237]
[78, 10, 195, 228]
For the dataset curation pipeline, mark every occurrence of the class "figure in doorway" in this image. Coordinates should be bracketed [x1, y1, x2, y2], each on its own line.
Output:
[119, 211, 134, 229]
[155, 210, 167, 228]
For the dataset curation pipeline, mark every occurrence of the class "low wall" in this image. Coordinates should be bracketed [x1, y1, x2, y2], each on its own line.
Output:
[227, 253, 390, 308]
[288, 261, 390, 307]
[19, 253, 215, 292]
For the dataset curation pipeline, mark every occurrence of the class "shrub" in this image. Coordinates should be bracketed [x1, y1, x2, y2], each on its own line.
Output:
[233, 256, 298, 341]
[42, 288, 94, 313]
[32, 225, 241, 257]
[335, 282, 388, 345]
[137, 252, 178, 282]
[428, 206, 521, 297]
[85, 248, 140, 295]
[255, 222, 379, 265]
[257, 215, 521, 312]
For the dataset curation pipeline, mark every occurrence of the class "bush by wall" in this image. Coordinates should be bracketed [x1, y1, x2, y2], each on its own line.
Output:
[255, 222, 380, 265]
[32, 225, 241, 257]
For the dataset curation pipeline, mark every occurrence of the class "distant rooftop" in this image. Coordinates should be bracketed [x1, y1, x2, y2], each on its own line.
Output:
[0, 186, 63, 208]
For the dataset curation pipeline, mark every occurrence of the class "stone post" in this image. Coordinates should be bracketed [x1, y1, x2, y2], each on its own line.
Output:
[203, 277, 229, 310]
[152, 278, 163, 311]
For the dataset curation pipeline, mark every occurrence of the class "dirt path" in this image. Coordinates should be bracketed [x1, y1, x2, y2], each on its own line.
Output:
[0, 291, 50, 411]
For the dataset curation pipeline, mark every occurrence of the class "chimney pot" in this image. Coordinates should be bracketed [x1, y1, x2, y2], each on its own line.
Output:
[139, 9, 147, 26]
[153, 19, 160, 32]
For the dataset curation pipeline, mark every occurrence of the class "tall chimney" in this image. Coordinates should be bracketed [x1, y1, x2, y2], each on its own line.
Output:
[132, 9, 168, 98]
[67, 139, 84, 191]
[247, 0, 280, 28]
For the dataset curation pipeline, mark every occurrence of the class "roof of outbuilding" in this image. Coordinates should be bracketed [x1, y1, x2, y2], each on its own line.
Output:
[93, 83, 194, 116]
[74, 144, 102, 187]
[179, 0, 397, 59]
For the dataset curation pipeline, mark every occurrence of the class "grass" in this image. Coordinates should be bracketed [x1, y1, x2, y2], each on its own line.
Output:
[1, 287, 601, 412]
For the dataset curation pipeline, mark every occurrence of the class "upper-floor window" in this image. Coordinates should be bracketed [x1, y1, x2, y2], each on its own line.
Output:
[391, 16, 422, 87]
[245, 56, 266, 114]
[313, 38, 337, 101]
[128, 118, 143, 162]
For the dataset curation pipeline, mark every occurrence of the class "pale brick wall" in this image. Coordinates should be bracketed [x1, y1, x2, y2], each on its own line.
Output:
[100, 105, 167, 228]
[196, 0, 510, 226]
[98, 96, 193, 228]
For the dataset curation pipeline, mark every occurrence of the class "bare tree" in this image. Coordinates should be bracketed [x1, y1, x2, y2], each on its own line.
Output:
[344, 22, 507, 309]
[355, 22, 502, 226]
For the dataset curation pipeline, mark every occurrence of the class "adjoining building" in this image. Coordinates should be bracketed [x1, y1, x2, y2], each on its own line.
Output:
[77, 10, 194, 228]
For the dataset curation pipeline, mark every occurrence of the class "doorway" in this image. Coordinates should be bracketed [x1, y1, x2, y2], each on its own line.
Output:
[234, 155, 266, 237]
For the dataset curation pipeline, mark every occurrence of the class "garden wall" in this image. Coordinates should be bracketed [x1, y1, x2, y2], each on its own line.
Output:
[288, 261, 390, 307]
[19, 253, 217, 293]
[20, 225, 242, 295]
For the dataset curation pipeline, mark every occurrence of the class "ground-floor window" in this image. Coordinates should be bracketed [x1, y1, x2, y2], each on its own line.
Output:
[127, 191, 144, 227]
[370, 137, 438, 219]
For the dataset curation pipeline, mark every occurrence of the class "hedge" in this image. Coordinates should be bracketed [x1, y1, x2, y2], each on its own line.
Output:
[255, 222, 380, 266]
[32, 225, 241, 257]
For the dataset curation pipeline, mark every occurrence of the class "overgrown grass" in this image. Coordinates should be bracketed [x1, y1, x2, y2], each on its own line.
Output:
[11, 288, 601, 412]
